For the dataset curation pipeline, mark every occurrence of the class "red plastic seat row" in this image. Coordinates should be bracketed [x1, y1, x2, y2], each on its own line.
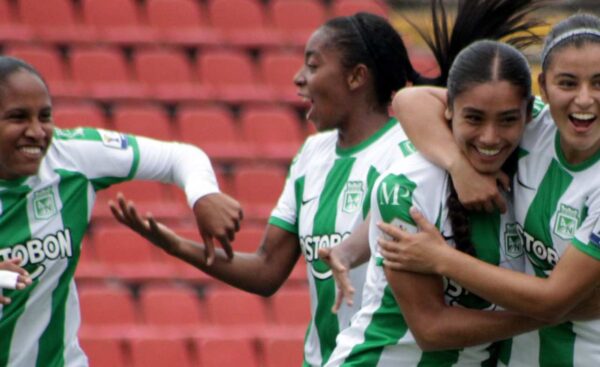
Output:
[6, 45, 308, 105]
[79, 332, 304, 367]
[2, 0, 387, 47]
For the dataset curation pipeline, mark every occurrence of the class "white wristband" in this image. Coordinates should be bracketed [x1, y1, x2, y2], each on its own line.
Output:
[0, 270, 20, 289]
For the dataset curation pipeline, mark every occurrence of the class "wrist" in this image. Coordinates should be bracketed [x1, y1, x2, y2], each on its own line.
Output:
[446, 150, 468, 176]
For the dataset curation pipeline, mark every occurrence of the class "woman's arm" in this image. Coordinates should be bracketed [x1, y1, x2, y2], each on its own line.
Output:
[379, 209, 600, 322]
[383, 266, 544, 351]
[392, 87, 507, 212]
[110, 195, 300, 297]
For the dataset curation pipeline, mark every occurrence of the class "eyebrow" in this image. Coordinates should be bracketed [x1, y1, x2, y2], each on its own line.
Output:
[462, 107, 521, 116]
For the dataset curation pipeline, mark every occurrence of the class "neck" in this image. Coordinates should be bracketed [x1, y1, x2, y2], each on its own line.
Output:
[337, 110, 390, 148]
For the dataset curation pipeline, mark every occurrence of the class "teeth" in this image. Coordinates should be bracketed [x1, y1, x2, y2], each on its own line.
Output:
[571, 113, 595, 121]
[477, 147, 500, 156]
[20, 147, 42, 155]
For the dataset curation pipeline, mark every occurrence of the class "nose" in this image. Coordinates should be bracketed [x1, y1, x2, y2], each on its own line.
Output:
[293, 67, 306, 87]
[479, 123, 500, 146]
[574, 84, 593, 108]
[25, 119, 48, 140]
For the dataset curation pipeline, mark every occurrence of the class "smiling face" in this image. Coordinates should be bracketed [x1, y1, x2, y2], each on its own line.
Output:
[0, 69, 53, 181]
[449, 80, 529, 174]
[293, 27, 353, 132]
[539, 42, 600, 164]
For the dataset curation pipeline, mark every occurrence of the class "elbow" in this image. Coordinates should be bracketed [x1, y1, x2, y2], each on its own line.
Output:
[527, 302, 569, 324]
[411, 324, 448, 351]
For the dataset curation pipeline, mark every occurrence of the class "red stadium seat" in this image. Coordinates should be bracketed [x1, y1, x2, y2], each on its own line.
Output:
[91, 227, 174, 280]
[53, 103, 108, 130]
[111, 104, 175, 140]
[129, 337, 193, 367]
[269, 0, 326, 46]
[196, 335, 259, 367]
[331, 0, 389, 18]
[239, 105, 303, 161]
[0, 0, 33, 42]
[5, 45, 82, 99]
[176, 105, 254, 162]
[204, 288, 269, 327]
[207, 0, 283, 48]
[232, 225, 264, 253]
[232, 165, 286, 220]
[196, 49, 271, 104]
[146, 0, 221, 47]
[81, 0, 157, 44]
[260, 50, 304, 104]
[18, 0, 96, 43]
[79, 336, 127, 367]
[271, 287, 311, 326]
[139, 285, 205, 329]
[70, 47, 147, 101]
[133, 48, 213, 103]
[261, 334, 305, 367]
[79, 285, 138, 332]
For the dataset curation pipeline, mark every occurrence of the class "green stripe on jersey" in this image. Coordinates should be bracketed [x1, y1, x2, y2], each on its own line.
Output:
[539, 323, 575, 367]
[523, 159, 572, 275]
[0, 187, 34, 367]
[312, 157, 355, 364]
[36, 171, 89, 367]
[532, 97, 545, 118]
[362, 166, 380, 219]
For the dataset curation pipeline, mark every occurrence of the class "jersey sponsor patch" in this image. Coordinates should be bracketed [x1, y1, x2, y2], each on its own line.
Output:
[590, 217, 600, 248]
[99, 129, 128, 149]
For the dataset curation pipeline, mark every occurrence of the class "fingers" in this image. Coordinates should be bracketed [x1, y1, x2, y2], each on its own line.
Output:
[0, 296, 11, 305]
[409, 207, 434, 232]
[492, 194, 508, 214]
[377, 222, 404, 241]
[332, 289, 344, 314]
[217, 234, 234, 260]
[202, 235, 216, 266]
[497, 171, 511, 192]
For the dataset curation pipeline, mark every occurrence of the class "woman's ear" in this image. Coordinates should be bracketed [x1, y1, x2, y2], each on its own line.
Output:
[444, 107, 453, 120]
[347, 64, 368, 91]
[538, 73, 549, 103]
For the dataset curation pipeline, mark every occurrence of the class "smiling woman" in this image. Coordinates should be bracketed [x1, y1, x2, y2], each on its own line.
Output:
[0, 56, 243, 367]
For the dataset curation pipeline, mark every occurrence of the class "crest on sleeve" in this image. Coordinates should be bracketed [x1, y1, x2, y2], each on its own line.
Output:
[99, 129, 129, 149]
[591, 217, 600, 248]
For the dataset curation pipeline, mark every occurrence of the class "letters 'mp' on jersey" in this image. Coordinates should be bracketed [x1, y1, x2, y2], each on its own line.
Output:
[0, 128, 139, 367]
[502, 106, 600, 367]
[269, 118, 413, 366]
[326, 149, 524, 367]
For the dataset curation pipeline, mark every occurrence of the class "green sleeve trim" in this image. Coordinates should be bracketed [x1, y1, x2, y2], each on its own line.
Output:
[571, 238, 600, 261]
[268, 216, 298, 234]
[126, 135, 140, 180]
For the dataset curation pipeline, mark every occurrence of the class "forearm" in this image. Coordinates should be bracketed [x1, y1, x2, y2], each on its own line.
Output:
[334, 217, 371, 268]
[135, 137, 219, 207]
[392, 87, 461, 171]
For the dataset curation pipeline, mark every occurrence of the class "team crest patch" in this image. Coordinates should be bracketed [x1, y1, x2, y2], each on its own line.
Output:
[99, 129, 128, 149]
[399, 140, 417, 157]
[33, 187, 57, 220]
[342, 181, 364, 213]
[553, 204, 579, 240]
[504, 223, 523, 258]
[590, 217, 600, 248]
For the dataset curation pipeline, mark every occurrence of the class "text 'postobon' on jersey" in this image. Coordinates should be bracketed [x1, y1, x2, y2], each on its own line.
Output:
[501, 105, 600, 367]
[269, 118, 415, 366]
[0, 127, 218, 367]
[326, 149, 525, 367]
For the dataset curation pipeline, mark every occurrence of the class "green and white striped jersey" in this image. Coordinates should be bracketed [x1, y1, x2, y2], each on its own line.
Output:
[0, 127, 218, 367]
[269, 118, 415, 366]
[500, 106, 600, 367]
[326, 148, 525, 367]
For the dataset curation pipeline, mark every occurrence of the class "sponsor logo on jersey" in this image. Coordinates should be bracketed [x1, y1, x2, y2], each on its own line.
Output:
[54, 127, 85, 138]
[553, 204, 580, 240]
[590, 217, 600, 248]
[300, 232, 351, 279]
[0, 229, 73, 280]
[99, 129, 128, 149]
[399, 140, 417, 157]
[342, 181, 364, 213]
[378, 181, 412, 206]
[444, 277, 496, 311]
[504, 223, 524, 259]
[517, 223, 560, 271]
[33, 187, 57, 220]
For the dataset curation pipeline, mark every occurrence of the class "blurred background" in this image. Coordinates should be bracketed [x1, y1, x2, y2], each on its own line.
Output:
[0, 0, 593, 366]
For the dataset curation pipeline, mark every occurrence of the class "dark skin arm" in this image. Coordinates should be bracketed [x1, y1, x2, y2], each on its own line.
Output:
[110, 194, 300, 296]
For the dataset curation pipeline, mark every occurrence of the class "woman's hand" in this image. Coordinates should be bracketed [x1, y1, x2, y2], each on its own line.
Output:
[0, 258, 32, 304]
[378, 207, 450, 274]
[448, 154, 510, 213]
[319, 247, 354, 313]
[109, 193, 184, 256]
